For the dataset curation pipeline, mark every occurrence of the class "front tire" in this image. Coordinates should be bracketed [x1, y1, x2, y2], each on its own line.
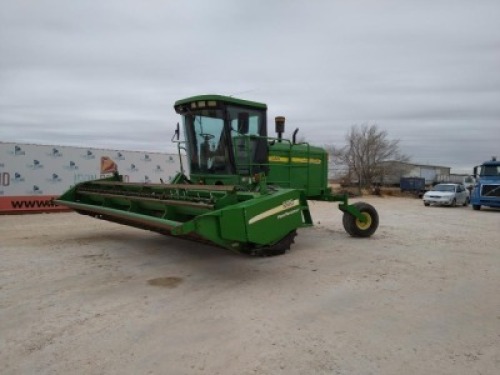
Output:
[342, 202, 379, 237]
[472, 204, 481, 211]
[247, 230, 297, 257]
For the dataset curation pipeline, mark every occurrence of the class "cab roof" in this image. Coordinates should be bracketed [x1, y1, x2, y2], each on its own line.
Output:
[483, 159, 499, 166]
[174, 94, 267, 110]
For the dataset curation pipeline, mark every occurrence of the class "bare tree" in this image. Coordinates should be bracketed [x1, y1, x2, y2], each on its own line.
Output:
[329, 124, 409, 188]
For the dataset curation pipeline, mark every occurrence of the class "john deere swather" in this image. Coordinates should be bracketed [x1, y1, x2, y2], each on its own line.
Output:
[55, 95, 379, 256]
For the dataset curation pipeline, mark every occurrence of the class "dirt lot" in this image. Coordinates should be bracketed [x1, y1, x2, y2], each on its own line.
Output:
[1, 196, 499, 375]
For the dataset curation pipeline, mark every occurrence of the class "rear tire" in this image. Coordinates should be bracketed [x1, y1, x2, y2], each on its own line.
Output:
[424, 202, 430, 206]
[463, 197, 469, 206]
[342, 202, 379, 237]
[473, 204, 481, 211]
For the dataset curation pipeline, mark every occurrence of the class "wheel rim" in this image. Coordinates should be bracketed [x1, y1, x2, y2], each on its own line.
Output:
[355, 212, 372, 230]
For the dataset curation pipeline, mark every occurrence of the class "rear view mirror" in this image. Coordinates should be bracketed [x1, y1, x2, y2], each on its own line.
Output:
[238, 113, 249, 134]
[171, 122, 181, 142]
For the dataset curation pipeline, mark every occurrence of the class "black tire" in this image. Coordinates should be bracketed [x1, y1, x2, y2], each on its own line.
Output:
[424, 202, 430, 206]
[342, 202, 379, 237]
[463, 197, 469, 207]
[472, 204, 481, 211]
[451, 198, 456, 207]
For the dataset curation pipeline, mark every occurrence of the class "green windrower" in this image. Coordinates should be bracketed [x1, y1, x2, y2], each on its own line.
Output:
[56, 95, 379, 256]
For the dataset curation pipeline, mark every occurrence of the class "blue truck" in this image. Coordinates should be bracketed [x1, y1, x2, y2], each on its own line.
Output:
[471, 157, 500, 210]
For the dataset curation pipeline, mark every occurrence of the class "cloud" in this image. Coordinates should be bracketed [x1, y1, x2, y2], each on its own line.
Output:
[1, 0, 499, 172]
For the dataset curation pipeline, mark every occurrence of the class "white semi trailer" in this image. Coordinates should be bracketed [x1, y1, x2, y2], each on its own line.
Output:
[0, 142, 183, 213]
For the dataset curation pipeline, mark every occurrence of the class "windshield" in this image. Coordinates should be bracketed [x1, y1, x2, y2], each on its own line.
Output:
[181, 104, 268, 176]
[432, 184, 455, 192]
[480, 165, 500, 176]
[183, 110, 231, 174]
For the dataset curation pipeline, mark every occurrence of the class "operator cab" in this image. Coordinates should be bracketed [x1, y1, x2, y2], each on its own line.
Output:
[474, 157, 500, 178]
[174, 95, 268, 184]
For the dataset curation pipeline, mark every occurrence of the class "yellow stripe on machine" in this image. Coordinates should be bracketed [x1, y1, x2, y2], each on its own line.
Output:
[291, 157, 322, 164]
[269, 155, 322, 164]
[268, 155, 289, 163]
[248, 199, 300, 225]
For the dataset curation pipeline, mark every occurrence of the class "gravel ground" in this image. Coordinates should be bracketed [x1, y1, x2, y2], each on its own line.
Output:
[1, 196, 499, 375]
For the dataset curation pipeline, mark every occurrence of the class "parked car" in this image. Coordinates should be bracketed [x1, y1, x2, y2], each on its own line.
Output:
[423, 183, 469, 207]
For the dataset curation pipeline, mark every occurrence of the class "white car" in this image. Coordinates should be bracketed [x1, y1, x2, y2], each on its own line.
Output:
[423, 183, 469, 207]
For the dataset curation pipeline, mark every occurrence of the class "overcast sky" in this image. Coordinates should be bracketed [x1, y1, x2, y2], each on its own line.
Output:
[1, 0, 499, 173]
